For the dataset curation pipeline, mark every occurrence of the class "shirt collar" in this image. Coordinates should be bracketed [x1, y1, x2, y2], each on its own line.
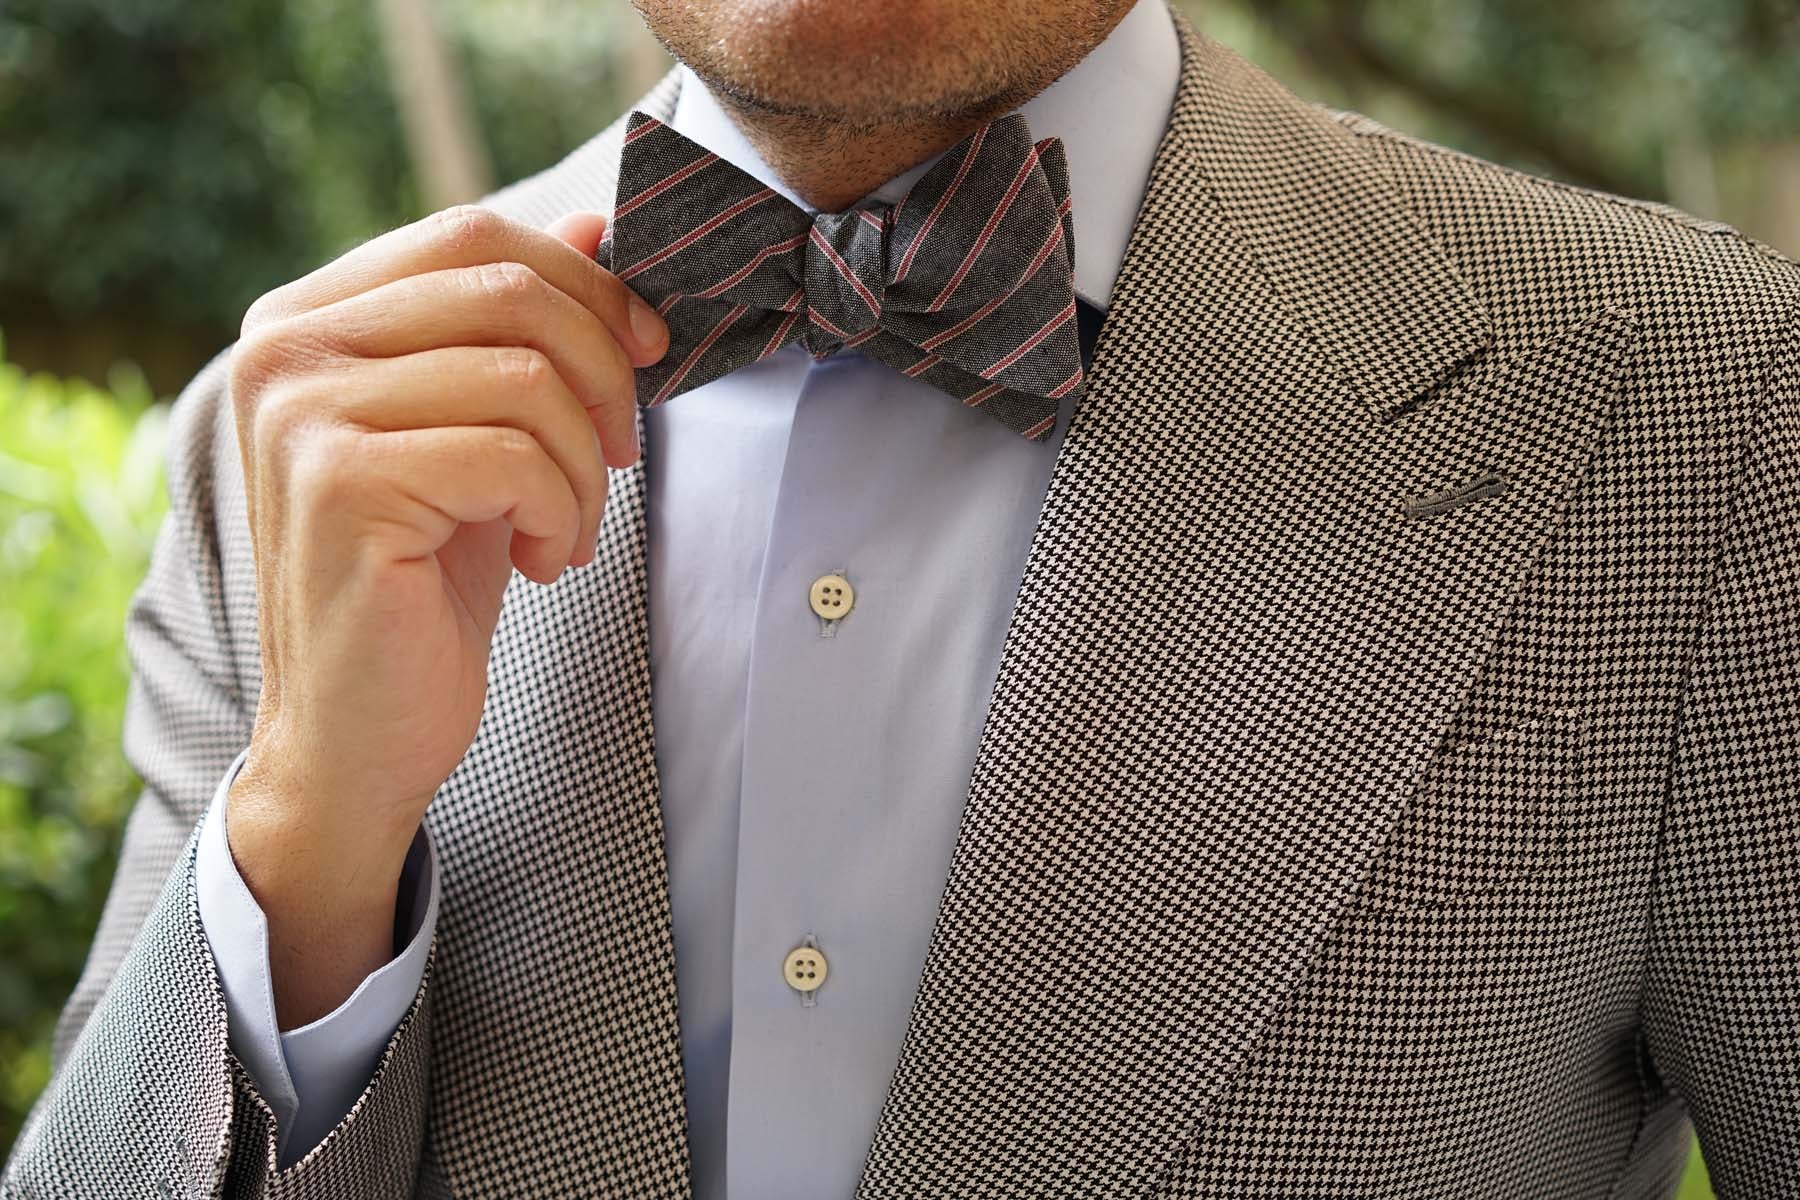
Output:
[666, 0, 1180, 312]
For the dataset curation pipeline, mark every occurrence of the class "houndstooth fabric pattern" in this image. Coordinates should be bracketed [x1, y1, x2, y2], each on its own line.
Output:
[597, 110, 1083, 441]
[7, 7, 1800, 1197]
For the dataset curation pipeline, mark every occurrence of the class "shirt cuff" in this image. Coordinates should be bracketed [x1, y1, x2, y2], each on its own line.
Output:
[194, 747, 440, 1169]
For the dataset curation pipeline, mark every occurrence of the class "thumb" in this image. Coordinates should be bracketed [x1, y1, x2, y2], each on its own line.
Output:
[544, 210, 610, 259]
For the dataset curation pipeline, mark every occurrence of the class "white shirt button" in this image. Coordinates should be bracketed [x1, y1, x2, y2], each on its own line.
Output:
[783, 944, 829, 993]
[808, 573, 854, 621]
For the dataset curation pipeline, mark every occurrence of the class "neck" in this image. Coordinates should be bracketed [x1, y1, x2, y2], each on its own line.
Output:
[708, 97, 1025, 214]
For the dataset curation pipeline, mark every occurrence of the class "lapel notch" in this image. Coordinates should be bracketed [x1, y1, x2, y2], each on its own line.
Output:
[1178, 28, 1494, 424]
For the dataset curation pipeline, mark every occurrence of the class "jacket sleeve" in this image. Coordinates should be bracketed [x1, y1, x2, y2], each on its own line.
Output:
[1642, 310, 1800, 1198]
[0, 350, 434, 1199]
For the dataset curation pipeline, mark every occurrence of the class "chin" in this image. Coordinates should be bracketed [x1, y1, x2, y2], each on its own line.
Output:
[641, 0, 1009, 120]
[718, 0, 954, 47]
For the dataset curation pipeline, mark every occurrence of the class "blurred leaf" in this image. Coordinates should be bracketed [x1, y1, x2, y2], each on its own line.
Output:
[0, 341, 167, 1151]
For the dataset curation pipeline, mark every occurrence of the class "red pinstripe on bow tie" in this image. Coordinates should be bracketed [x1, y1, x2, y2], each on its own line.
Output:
[598, 111, 1084, 442]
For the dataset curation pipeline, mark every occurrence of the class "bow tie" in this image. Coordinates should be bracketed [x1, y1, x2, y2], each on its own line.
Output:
[597, 111, 1085, 442]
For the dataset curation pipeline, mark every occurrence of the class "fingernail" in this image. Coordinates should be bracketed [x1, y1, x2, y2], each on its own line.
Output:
[628, 295, 666, 360]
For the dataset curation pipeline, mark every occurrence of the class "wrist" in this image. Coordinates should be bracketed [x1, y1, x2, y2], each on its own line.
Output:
[225, 741, 428, 906]
[223, 745, 429, 1027]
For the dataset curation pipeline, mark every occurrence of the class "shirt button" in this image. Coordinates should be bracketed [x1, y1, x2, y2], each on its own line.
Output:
[808, 573, 854, 620]
[783, 944, 829, 993]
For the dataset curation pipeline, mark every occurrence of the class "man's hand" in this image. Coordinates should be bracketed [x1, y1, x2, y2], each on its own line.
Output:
[220, 207, 667, 1028]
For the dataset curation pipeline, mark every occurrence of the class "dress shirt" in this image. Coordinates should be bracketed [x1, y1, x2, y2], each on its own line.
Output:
[193, 0, 1180, 1188]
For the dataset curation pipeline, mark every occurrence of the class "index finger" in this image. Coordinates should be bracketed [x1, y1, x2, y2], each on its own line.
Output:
[241, 205, 669, 368]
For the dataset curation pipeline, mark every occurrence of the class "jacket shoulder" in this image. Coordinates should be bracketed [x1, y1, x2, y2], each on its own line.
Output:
[1327, 107, 1800, 348]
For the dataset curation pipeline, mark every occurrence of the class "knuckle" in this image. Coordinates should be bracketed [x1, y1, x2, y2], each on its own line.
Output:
[289, 429, 364, 514]
[489, 425, 540, 465]
[230, 323, 279, 383]
[596, 340, 637, 398]
[230, 322, 332, 421]
[249, 380, 307, 464]
[583, 266, 631, 323]
[228, 323, 290, 408]
[490, 346, 554, 392]
[240, 288, 289, 336]
[429, 204, 504, 251]
[471, 259, 543, 304]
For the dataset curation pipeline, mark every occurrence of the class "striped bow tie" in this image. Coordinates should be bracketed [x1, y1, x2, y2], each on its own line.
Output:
[597, 110, 1084, 442]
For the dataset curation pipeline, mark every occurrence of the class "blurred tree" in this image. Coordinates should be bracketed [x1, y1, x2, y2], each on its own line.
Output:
[1187, 0, 1800, 249]
[0, 0, 418, 390]
[441, 0, 664, 201]
[0, 336, 168, 1153]
[379, 0, 495, 208]
[0, 0, 661, 394]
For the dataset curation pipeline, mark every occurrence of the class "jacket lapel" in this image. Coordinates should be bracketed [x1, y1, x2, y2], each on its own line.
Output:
[854, 14, 1635, 1199]
[425, 77, 697, 1200]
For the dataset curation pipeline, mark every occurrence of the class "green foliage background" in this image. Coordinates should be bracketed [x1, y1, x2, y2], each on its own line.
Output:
[0, 340, 167, 1150]
[3, 0, 1794, 1189]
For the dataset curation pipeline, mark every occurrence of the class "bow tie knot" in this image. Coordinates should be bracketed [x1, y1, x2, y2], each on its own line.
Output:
[599, 110, 1084, 441]
[803, 209, 887, 356]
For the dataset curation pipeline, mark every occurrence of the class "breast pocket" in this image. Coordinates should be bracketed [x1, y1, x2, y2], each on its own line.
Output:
[1353, 706, 1587, 913]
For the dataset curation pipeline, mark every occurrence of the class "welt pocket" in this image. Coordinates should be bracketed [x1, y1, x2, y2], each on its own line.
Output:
[1352, 706, 1587, 913]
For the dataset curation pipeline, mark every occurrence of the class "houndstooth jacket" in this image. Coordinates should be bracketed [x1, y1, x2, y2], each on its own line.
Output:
[7, 12, 1800, 1199]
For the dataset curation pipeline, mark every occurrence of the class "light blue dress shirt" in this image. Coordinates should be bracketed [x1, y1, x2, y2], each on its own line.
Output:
[194, 1, 1180, 1190]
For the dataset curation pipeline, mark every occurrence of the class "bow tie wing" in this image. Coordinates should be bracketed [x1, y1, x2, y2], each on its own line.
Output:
[877, 115, 1084, 407]
[599, 113, 812, 407]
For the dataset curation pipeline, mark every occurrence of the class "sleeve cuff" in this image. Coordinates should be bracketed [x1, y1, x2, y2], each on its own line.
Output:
[194, 747, 440, 1169]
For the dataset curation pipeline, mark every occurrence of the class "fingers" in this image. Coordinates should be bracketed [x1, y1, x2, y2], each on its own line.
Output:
[230, 204, 673, 585]
[544, 211, 611, 258]
[242, 205, 669, 369]
[305, 345, 610, 567]
[270, 262, 643, 469]
[336, 424, 586, 585]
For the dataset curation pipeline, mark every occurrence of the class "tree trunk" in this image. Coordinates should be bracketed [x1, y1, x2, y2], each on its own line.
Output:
[377, 0, 495, 211]
[1761, 140, 1800, 261]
